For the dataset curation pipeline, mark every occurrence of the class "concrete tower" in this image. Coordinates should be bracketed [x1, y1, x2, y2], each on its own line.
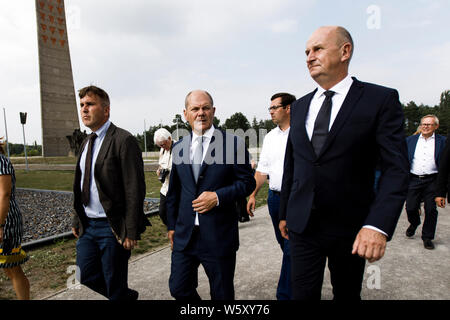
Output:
[35, 0, 79, 156]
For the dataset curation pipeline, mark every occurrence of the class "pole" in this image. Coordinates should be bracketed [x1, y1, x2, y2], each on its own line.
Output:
[22, 123, 29, 171]
[144, 119, 147, 159]
[3, 108, 10, 158]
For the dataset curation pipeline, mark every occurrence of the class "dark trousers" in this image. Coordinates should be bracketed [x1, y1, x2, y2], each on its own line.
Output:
[267, 189, 292, 300]
[405, 174, 439, 240]
[289, 215, 366, 300]
[169, 227, 236, 300]
[76, 219, 134, 300]
[159, 193, 168, 226]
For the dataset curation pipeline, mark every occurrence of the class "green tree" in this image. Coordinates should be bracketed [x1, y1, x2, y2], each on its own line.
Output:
[222, 112, 250, 131]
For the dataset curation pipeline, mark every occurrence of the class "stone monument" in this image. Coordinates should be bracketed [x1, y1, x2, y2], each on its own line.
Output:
[35, 0, 79, 156]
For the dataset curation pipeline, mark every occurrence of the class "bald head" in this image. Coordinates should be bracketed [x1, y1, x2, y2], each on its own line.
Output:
[185, 90, 214, 109]
[305, 26, 354, 89]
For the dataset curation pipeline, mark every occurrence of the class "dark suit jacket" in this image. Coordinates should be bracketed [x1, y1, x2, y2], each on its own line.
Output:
[279, 77, 409, 240]
[436, 132, 450, 199]
[166, 129, 256, 257]
[406, 133, 446, 169]
[72, 122, 150, 242]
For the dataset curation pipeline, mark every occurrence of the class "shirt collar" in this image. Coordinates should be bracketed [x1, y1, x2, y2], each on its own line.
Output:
[275, 126, 290, 135]
[92, 120, 111, 140]
[420, 132, 435, 140]
[316, 74, 353, 98]
[192, 125, 215, 141]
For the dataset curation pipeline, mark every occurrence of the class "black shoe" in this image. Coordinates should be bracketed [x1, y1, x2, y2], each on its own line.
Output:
[406, 225, 417, 238]
[423, 239, 435, 250]
[126, 289, 139, 300]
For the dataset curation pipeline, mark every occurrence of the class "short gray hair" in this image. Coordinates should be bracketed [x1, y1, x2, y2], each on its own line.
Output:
[421, 114, 439, 126]
[154, 128, 171, 145]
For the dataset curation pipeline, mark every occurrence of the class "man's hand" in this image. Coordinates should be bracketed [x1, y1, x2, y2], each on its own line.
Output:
[246, 195, 256, 217]
[435, 197, 446, 208]
[352, 228, 387, 263]
[123, 238, 138, 251]
[192, 191, 218, 214]
[168, 230, 175, 250]
[72, 227, 79, 239]
[279, 220, 289, 240]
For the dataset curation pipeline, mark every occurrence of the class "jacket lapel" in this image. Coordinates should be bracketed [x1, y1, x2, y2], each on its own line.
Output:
[298, 90, 317, 160]
[95, 122, 116, 168]
[317, 77, 364, 158]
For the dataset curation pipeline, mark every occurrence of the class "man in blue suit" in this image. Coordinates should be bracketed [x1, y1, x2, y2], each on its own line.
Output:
[278, 26, 409, 300]
[405, 115, 445, 250]
[166, 90, 255, 300]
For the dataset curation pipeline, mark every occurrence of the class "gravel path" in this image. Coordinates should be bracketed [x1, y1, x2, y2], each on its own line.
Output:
[15, 188, 159, 244]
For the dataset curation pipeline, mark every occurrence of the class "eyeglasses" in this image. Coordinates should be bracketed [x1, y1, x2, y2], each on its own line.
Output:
[420, 123, 435, 127]
[268, 105, 286, 112]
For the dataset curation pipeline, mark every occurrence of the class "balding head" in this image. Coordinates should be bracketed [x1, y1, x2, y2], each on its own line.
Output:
[305, 26, 354, 89]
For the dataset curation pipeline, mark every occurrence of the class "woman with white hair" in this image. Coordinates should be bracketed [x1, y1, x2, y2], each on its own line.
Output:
[154, 128, 175, 226]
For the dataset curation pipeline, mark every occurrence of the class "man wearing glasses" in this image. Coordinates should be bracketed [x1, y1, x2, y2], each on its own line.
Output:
[406, 114, 446, 249]
[246, 92, 296, 300]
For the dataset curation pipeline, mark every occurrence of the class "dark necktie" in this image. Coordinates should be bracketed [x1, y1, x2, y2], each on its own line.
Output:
[311, 90, 335, 156]
[81, 133, 98, 206]
[192, 136, 203, 183]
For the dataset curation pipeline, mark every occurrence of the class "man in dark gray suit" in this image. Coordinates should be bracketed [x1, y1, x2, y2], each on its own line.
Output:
[72, 85, 150, 300]
[166, 90, 255, 300]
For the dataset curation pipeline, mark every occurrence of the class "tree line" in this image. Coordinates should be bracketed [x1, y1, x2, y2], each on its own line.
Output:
[135, 113, 277, 152]
[8, 90, 449, 156]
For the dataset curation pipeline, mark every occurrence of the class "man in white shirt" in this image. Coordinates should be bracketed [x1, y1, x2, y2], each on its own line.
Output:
[247, 92, 296, 300]
[405, 115, 446, 249]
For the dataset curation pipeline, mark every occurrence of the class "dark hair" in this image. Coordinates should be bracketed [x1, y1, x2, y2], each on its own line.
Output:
[78, 85, 110, 107]
[271, 93, 296, 107]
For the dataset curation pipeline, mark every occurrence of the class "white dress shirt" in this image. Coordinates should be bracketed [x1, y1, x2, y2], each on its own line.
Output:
[79, 120, 111, 218]
[306, 75, 387, 236]
[256, 126, 290, 191]
[191, 125, 216, 226]
[305, 74, 354, 139]
[411, 133, 438, 175]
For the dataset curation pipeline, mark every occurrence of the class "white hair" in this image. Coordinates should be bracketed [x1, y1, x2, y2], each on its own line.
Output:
[153, 128, 171, 145]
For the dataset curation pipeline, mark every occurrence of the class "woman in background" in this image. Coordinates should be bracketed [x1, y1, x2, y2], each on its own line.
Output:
[0, 139, 30, 300]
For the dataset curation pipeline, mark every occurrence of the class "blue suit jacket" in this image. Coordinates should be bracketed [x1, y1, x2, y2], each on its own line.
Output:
[279, 78, 410, 240]
[406, 133, 446, 169]
[166, 129, 256, 256]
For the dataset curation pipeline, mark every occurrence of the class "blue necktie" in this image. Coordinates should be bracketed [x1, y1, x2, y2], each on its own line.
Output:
[192, 136, 203, 183]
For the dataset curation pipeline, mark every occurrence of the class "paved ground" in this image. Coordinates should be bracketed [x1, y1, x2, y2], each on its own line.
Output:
[45, 203, 450, 300]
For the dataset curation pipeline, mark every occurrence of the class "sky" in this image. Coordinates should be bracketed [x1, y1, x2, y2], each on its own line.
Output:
[1, 0, 449, 145]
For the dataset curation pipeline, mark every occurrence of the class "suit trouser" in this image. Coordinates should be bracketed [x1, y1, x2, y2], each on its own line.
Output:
[289, 214, 366, 300]
[76, 219, 133, 300]
[267, 189, 292, 300]
[159, 193, 168, 226]
[169, 227, 236, 300]
[405, 175, 439, 240]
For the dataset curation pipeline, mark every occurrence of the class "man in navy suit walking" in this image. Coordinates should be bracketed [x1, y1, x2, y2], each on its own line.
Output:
[166, 90, 255, 300]
[278, 26, 409, 300]
[406, 115, 445, 250]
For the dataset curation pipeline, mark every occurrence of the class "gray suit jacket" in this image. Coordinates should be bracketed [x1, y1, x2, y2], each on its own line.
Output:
[72, 122, 150, 242]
